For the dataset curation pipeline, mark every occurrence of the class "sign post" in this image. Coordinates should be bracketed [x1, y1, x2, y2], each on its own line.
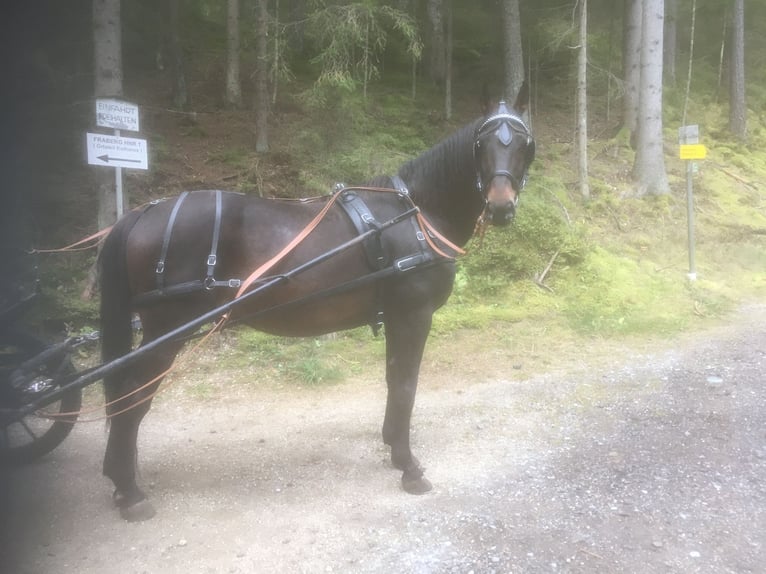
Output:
[88, 99, 147, 219]
[678, 125, 707, 282]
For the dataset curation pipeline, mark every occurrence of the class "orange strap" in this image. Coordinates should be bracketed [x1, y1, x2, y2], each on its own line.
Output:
[234, 190, 345, 298]
[30, 226, 112, 254]
[415, 212, 466, 258]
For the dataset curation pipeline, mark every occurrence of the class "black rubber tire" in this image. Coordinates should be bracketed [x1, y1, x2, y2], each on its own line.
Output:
[0, 330, 83, 465]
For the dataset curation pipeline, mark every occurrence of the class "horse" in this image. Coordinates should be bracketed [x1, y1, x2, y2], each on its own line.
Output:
[98, 89, 536, 521]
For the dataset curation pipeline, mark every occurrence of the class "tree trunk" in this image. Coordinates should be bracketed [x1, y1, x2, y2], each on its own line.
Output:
[411, 0, 419, 100]
[632, 0, 670, 196]
[93, 0, 123, 231]
[622, 0, 641, 145]
[254, 0, 269, 153]
[577, 0, 589, 200]
[444, 0, 452, 119]
[682, 0, 697, 127]
[728, 0, 746, 140]
[168, 0, 188, 110]
[716, 5, 727, 102]
[663, 0, 677, 85]
[272, 0, 280, 105]
[500, 0, 524, 103]
[427, 0, 445, 85]
[225, 0, 242, 108]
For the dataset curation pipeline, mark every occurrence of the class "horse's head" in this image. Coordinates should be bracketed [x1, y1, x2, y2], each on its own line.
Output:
[473, 90, 535, 226]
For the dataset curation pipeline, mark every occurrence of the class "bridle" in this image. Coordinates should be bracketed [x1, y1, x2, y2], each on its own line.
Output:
[473, 102, 535, 205]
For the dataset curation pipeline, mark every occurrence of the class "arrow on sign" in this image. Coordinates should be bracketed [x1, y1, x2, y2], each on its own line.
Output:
[97, 154, 142, 164]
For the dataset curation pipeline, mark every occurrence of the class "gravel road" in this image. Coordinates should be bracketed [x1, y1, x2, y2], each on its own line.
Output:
[2, 304, 765, 573]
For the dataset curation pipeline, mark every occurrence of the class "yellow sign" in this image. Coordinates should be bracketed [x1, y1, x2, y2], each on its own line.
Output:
[679, 144, 707, 160]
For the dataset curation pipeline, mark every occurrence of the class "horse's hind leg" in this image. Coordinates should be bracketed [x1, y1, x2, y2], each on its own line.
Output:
[381, 308, 433, 495]
[102, 341, 182, 522]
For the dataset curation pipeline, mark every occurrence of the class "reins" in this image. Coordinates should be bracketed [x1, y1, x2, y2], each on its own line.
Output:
[30, 227, 112, 254]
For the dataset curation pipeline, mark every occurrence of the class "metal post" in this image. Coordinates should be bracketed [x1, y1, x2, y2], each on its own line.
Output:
[686, 161, 696, 281]
[679, 124, 702, 282]
[114, 128, 124, 219]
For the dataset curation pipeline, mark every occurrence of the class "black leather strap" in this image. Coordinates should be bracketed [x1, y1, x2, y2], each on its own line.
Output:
[156, 191, 189, 290]
[338, 190, 388, 270]
[205, 190, 223, 286]
[390, 175, 409, 195]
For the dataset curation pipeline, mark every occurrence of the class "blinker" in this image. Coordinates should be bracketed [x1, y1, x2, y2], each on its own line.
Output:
[496, 122, 512, 146]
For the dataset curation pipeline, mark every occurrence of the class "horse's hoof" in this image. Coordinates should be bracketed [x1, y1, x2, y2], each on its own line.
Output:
[402, 474, 432, 495]
[119, 499, 157, 522]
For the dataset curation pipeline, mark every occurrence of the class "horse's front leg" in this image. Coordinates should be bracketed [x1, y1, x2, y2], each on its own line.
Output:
[382, 308, 433, 494]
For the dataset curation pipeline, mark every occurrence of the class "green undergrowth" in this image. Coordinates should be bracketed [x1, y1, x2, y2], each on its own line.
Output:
[233, 327, 384, 387]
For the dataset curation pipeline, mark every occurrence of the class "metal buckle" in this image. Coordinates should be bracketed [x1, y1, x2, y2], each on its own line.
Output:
[155, 261, 165, 274]
[395, 255, 421, 272]
[416, 231, 426, 242]
[228, 279, 241, 288]
[207, 254, 217, 267]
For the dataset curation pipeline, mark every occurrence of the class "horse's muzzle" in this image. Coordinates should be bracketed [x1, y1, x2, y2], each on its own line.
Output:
[486, 176, 518, 226]
[487, 201, 516, 226]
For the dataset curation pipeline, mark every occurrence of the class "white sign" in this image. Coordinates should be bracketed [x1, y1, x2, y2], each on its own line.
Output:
[96, 98, 140, 132]
[87, 132, 148, 170]
[678, 124, 699, 145]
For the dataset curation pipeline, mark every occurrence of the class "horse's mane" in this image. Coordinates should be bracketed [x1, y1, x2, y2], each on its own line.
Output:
[396, 119, 481, 208]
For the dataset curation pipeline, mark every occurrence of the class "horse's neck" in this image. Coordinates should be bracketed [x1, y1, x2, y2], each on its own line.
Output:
[400, 122, 484, 246]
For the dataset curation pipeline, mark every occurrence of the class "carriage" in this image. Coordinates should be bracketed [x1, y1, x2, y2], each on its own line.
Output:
[0, 94, 534, 521]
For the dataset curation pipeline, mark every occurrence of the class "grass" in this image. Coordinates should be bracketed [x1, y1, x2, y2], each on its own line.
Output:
[233, 328, 383, 387]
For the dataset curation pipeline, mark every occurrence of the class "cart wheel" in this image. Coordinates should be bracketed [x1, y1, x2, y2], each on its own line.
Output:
[0, 330, 83, 465]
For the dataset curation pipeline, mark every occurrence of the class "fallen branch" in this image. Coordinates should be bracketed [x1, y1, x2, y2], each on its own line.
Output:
[534, 249, 560, 292]
[710, 162, 760, 190]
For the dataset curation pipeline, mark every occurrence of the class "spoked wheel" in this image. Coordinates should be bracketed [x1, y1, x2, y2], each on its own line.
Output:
[0, 330, 82, 465]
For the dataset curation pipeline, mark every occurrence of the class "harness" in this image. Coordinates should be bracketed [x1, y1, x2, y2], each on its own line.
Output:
[134, 191, 243, 306]
[334, 180, 436, 333]
[132, 185, 449, 335]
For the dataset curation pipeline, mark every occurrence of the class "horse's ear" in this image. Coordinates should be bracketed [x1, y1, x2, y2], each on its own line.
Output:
[513, 80, 529, 114]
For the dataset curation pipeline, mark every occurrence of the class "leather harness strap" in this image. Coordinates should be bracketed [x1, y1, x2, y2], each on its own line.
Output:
[337, 189, 387, 270]
[155, 191, 189, 291]
[136, 191, 242, 306]
[234, 190, 343, 298]
[391, 174, 466, 259]
[205, 190, 223, 285]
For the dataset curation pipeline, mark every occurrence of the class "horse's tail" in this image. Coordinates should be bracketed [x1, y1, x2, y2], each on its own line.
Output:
[99, 211, 143, 368]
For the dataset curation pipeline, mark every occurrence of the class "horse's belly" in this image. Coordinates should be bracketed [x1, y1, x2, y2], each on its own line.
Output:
[238, 286, 377, 337]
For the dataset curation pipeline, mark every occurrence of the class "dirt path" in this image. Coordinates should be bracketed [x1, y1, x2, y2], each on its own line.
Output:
[2, 305, 765, 573]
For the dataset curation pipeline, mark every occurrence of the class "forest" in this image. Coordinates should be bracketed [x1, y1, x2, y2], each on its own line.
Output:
[1, 0, 765, 343]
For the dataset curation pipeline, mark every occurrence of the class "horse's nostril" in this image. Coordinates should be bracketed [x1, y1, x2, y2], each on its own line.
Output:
[487, 201, 515, 226]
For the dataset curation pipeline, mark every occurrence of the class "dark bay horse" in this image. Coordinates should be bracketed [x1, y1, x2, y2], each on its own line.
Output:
[98, 91, 535, 521]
